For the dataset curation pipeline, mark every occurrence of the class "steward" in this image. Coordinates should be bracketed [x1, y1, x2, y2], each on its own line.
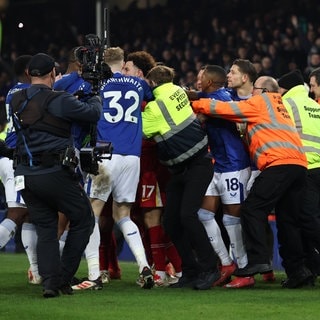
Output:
[142, 65, 220, 290]
[279, 70, 320, 170]
[192, 76, 314, 289]
[279, 69, 320, 280]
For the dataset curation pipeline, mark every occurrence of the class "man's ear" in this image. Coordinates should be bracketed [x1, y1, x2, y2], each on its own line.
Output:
[242, 73, 248, 83]
[137, 68, 144, 78]
[148, 79, 157, 88]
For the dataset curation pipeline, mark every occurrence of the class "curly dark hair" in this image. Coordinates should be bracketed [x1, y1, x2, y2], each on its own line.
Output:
[126, 51, 156, 77]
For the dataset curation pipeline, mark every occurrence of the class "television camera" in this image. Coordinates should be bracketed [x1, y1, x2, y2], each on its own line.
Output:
[80, 143, 113, 175]
[75, 34, 113, 95]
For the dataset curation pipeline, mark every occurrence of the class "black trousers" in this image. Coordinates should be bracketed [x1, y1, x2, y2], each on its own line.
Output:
[21, 169, 94, 291]
[241, 164, 307, 277]
[300, 167, 320, 274]
[163, 154, 218, 275]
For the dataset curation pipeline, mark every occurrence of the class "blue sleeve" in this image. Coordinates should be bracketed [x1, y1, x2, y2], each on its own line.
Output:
[141, 79, 154, 101]
[198, 91, 207, 99]
[53, 72, 79, 91]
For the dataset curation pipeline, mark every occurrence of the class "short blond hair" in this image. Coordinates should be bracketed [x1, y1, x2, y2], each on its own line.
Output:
[104, 47, 124, 65]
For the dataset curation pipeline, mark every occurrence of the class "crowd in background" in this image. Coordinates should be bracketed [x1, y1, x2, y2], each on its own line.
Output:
[0, 0, 320, 291]
[1, 0, 320, 97]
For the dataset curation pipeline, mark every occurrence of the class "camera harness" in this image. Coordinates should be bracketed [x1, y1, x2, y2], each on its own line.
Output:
[11, 87, 72, 167]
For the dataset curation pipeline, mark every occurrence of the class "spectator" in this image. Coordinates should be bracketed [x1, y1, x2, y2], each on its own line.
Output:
[309, 67, 320, 103]
[305, 51, 320, 79]
[260, 56, 274, 76]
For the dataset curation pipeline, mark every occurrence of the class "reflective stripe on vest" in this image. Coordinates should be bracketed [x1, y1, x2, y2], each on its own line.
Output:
[251, 94, 305, 164]
[211, 93, 305, 165]
[286, 97, 320, 154]
[154, 100, 196, 140]
[154, 100, 208, 166]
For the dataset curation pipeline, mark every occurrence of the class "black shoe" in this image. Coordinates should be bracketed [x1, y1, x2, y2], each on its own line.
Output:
[60, 284, 73, 295]
[169, 274, 198, 288]
[281, 267, 315, 289]
[43, 289, 60, 298]
[70, 277, 80, 286]
[136, 267, 154, 289]
[193, 269, 221, 290]
[233, 263, 272, 277]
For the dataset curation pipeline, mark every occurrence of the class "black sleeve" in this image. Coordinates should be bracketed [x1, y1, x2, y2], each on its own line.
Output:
[48, 93, 102, 124]
[0, 140, 14, 159]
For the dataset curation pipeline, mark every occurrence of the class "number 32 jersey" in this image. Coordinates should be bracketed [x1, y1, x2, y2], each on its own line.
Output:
[98, 72, 152, 157]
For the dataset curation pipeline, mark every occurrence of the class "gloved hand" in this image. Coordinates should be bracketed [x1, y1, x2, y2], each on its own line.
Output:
[0, 139, 14, 159]
[191, 98, 212, 114]
[246, 169, 261, 192]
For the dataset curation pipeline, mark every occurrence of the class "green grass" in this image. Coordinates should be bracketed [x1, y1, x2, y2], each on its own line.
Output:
[1, 253, 320, 320]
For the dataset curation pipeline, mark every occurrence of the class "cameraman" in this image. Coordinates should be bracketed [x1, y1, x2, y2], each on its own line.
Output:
[8, 53, 102, 298]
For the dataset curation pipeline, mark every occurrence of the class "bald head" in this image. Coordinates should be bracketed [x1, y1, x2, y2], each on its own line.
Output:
[253, 76, 279, 95]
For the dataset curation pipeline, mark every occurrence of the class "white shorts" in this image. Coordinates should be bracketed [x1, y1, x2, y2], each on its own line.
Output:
[0, 157, 26, 208]
[205, 167, 250, 204]
[86, 154, 140, 203]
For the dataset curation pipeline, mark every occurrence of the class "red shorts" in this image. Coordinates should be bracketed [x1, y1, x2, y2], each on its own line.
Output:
[136, 143, 170, 208]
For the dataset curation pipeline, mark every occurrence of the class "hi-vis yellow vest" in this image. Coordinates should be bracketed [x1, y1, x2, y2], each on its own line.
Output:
[142, 82, 207, 166]
[282, 85, 320, 169]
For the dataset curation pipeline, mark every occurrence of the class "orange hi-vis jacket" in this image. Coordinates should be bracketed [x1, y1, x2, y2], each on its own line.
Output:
[192, 92, 307, 171]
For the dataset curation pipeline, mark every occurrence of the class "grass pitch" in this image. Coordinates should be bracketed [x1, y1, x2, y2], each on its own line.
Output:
[0, 253, 320, 320]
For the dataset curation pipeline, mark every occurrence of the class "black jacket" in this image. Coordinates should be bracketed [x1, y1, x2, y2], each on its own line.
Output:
[11, 84, 102, 175]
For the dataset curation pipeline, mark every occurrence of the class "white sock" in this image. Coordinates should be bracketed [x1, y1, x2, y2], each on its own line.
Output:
[223, 214, 248, 268]
[84, 217, 101, 281]
[59, 230, 68, 256]
[0, 218, 17, 249]
[117, 216, 149, 273]
[198, 208, 233, 266]
[21, 222, 39, 275]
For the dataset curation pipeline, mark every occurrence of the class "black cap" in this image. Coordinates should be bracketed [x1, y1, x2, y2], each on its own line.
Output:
[28, 53, 55, 77]
[278, 70, 304, 90]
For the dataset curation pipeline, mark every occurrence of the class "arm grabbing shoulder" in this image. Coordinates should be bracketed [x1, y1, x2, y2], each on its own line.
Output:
[142, 101, 162, 139]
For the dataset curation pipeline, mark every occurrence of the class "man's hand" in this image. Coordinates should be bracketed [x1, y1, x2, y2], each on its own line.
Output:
[0, 140, 14, 159]
[185, 90, 199, 101]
